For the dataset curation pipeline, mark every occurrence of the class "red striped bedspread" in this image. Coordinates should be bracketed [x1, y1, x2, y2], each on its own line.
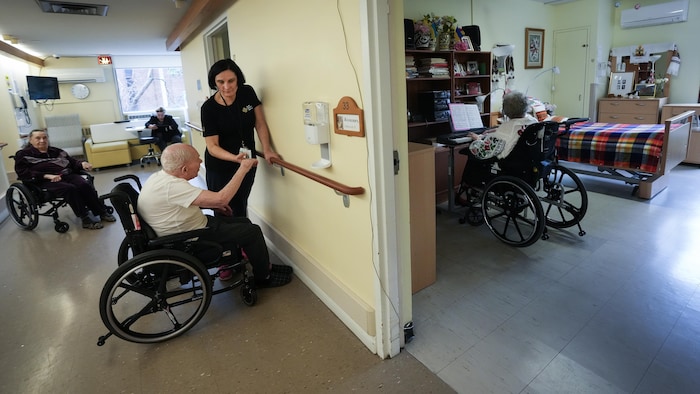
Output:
[556, 122, 676, 173]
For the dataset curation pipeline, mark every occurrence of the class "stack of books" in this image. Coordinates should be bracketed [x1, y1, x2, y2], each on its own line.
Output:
[405, 55, 418, 79]
[417, 57, 449, 78]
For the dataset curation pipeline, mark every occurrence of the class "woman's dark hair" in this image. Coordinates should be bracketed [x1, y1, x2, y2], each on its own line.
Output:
[207, 58, 246, 90]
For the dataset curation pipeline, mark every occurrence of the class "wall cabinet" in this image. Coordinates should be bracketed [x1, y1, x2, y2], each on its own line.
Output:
[405, 50, 492, 203]
[661, 104, 700, 164]
[597, 97, 667, 124]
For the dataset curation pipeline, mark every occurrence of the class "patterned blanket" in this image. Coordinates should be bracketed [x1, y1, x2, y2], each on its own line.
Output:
[556, 122, 677, 173]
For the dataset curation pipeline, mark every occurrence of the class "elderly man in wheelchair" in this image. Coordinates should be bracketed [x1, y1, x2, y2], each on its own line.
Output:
[8, 129, 115, 232]
[455, 91, 588, 247]
[97, 143, 292, 345]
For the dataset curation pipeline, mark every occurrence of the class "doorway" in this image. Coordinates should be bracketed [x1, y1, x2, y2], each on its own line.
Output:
[551, 27, 589, 117]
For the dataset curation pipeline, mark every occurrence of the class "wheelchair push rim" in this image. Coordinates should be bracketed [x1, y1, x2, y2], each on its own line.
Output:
[481, 176, 545, 247]
[537, 164, 588, 229]
[99, 250, 212, 344]
[6, 184, 39, 230]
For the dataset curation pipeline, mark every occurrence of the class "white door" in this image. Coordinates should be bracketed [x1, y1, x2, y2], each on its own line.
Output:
[552, 27, 589, 118]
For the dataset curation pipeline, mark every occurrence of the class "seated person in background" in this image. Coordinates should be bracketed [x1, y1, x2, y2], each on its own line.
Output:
[14, 129, 116, 230]
[137, 143, 292, 287]
[462, 91, 537, 186]
[144, 107, 182, 152]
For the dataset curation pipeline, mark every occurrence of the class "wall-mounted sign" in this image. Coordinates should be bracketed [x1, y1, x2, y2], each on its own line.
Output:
[333, 96, 364, 137]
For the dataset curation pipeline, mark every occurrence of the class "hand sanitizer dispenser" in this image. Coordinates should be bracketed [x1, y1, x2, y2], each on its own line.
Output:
[303, 102, 331, 168]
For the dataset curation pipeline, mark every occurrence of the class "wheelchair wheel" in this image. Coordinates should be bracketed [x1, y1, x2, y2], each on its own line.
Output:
[117, 237, 135, 265]
[538, 165, 588, 229]
[99, 249, 212, 344]
[482, 176, 545, 247]
[6, 183, 39, 230]
[241, 283, 257, 306]
[55, 222, 70, 233]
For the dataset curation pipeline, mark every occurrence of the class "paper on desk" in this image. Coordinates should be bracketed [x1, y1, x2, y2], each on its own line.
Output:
[448, 103, 483, 131]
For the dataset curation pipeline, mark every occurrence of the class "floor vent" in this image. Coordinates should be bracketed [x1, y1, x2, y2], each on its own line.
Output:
[36, 1, 109, 16]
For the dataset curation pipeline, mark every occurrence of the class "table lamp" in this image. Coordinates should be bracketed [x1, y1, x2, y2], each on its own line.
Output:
[525, 66, 560, 95]
[475, 88, 505, 113]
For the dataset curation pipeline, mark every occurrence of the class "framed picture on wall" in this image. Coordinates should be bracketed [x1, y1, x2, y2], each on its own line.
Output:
[525, 27, 544, 69]
[608, 71, 636, 96]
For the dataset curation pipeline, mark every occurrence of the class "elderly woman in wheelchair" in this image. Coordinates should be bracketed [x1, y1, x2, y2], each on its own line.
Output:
[8, 129, 115, 232]
[97, 143, 292, 345]
[456, 91, 588, 247]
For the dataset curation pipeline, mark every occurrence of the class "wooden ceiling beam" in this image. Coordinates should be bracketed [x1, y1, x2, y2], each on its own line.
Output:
[166, 0, 236, 51]
[0, 40, 44, 67]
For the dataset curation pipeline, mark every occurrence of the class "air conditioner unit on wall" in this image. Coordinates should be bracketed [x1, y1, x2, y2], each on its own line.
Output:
[45, 68, 107, 83]
[530, 0, 577, 4]
[621, 0, 689, 29]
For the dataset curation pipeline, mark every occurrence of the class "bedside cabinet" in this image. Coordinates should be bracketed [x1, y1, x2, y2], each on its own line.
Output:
[598, 97, 667, 124]
[661, 104, 700, 164]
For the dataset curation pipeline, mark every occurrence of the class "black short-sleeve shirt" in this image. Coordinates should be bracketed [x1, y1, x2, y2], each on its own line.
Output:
[201, 84, 261, 173]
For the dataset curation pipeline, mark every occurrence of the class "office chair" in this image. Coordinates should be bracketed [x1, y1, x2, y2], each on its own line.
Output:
[137, 129, 161, 167]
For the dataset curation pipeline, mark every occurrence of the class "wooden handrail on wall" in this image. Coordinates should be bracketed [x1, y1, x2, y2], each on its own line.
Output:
[184, 122, 365, 207]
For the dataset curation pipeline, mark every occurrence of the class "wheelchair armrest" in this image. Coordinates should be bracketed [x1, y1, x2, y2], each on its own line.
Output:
[560, 117, 589, 133]
[147, 228, 211, 247]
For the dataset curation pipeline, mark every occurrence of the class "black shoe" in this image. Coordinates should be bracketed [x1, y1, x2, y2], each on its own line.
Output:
[257, 269, 292, 288]
[271, 264, 293, 274]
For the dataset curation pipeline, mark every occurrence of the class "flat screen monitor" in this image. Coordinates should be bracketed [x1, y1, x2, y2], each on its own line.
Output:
[26, 76, 60, 100]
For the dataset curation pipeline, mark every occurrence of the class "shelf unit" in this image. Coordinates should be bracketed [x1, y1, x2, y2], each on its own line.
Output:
[406, 50, 492, 139]
[405, 49, 492, 203]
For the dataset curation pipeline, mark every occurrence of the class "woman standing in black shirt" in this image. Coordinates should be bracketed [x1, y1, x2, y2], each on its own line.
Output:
[201, 59, 280, 217]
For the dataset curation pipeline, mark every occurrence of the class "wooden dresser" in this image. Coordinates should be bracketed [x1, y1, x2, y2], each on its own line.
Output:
[597, 97, 667, 124]
[661, 104, 700, 164]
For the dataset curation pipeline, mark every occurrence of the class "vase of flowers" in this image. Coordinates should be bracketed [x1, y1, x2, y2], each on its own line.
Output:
[420, 14, 456, 50]
[413, 20, 433, 50]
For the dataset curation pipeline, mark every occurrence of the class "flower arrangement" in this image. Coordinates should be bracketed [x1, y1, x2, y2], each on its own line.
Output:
[420, 13, 456, 38]
[413, 14, 458, 50]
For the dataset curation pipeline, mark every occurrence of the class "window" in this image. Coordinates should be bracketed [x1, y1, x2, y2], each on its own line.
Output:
[114, 67, 186, 116]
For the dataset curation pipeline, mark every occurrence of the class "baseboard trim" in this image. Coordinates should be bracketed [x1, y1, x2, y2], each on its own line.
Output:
[248, 209, 377, 353]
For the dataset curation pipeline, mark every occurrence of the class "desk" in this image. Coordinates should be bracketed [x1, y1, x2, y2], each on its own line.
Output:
[436, 140, 471, 213]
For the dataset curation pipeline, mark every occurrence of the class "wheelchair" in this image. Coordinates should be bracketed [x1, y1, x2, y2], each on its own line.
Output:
[5, 163, 112, 233]
[455, 120, 588, 247]
[96, 175, 257, 346]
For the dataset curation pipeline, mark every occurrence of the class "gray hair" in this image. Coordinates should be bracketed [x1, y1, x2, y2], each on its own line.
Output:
[25, 129, 48, 148]
[501, 91, 529, 119]
[160, 143, 192, 173]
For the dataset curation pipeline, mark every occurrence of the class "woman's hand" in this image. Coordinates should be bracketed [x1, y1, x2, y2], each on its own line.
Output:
[81, 161, 93, 171]
[263, 149, 281, 165]
[46, 174, 61, 182]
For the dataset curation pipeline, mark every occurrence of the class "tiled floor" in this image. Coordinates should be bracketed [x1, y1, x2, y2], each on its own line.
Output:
[4, 161, 700, 393]
[407, 164, 700, 393]
[0, 164, 453, 394]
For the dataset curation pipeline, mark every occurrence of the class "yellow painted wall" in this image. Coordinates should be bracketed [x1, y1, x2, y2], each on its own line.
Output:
[180, 0, 376, 309]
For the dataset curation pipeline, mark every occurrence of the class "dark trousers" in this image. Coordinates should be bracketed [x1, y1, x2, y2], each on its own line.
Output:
[203, 216, 269, 280]
[41, 173, 104, 218]
[153, 133, 182, 151]
[206, 167, 256, 218]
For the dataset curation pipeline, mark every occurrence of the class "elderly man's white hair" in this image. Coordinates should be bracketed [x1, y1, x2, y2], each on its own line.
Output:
[160, 143, 193, 173]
